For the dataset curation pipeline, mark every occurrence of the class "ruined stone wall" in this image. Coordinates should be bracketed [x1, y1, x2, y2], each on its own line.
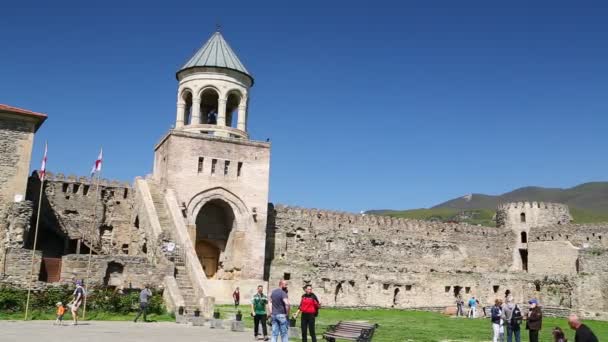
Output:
[0, 247, 42, 286]
[530, 223, 608, 249]
[27, 172, 145, 257]
[528, 241, 579, 275]
[267, 205, 519, 308]
[60, 254, 170, 289]
[265, 205, 608, 317]
[0, 201, 33, 248]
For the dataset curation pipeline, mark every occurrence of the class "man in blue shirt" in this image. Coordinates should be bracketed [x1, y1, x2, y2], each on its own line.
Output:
[269, 279, 290, 342]
[468, 296, 478, 318]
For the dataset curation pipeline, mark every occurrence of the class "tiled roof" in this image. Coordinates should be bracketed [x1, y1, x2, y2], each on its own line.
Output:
[0, 104, 47, 130]
[178, 31, 251, 80]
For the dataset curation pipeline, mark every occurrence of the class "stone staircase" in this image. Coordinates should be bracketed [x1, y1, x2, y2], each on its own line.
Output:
[146, 180, 202, 315]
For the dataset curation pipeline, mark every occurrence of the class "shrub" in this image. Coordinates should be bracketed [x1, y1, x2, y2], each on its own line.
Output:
[0, 286, 165, 314]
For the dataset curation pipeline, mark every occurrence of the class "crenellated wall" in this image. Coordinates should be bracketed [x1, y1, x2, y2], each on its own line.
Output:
[496, 202, 572, 228]
[265, 204, 608, 318]
[26, 172, 144, 257]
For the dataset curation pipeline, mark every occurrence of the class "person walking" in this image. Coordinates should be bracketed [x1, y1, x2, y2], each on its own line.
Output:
[251, 285, 269, 341]
[54, 302, 65, 325]
[233, 286, 240, 309]
[491, 298, 504, 342]
[468, 296, 478, 318]
[134, 284, 152, 322]
[567, 314, 599, 342]
[525, 299, 542, 342]
[501, 295, 522, 342]
[456, 294, 465, 317]
[69, 280, 85, 325]
[293, 285, 321, 342]
[269, 279, 290, 342]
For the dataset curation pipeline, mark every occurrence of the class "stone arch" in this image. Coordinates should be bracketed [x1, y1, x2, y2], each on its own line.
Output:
[520, 212, 526, 223]
[195, 199, 234, 278]
[225, 90, 243, 128]
[180, 88, 193, 125]
[187, 187, 253, 278]
[197, 87, 220, 125]
[187, 187, 250, 227]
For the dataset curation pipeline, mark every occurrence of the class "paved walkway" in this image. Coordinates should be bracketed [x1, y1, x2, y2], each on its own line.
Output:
[0, 320, 254, 342]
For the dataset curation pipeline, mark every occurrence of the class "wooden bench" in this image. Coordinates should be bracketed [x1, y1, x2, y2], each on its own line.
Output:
[323, 321, 378, 342]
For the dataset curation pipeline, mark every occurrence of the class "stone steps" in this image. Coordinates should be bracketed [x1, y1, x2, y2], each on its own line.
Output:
[146, 179, 201, 315]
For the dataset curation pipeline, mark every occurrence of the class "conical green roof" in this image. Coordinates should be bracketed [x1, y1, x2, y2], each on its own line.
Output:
[178, 32, 251, 80]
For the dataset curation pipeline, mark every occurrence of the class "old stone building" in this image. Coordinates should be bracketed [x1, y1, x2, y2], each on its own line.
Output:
[0, 104, 46, 209]
[1, 33, 608, 320]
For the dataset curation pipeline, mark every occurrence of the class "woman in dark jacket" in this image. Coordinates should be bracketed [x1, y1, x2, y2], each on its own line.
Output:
[526, 299, 543, 342]
[293, 285, 321, 342]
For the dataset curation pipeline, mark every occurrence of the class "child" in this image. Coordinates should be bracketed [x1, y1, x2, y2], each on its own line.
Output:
[552, 327, 568, 342]
[54, 302, 66, 325]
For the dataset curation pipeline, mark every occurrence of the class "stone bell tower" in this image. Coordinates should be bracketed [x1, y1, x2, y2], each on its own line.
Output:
[153, 30, 270, 294]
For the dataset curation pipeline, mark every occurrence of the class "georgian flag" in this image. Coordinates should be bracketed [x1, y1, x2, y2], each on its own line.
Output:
[39, 142, 48, 180]
[90, 148, 103, 176]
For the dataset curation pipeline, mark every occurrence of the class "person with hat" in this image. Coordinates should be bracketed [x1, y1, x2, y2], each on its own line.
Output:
[69, 280, 86, 325]
[525, 299, 542, 342]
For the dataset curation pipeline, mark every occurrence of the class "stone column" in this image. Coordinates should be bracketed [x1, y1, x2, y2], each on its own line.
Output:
[175, 102, 185, 128]
[217, 98, 227, 127]
[237, 104, 247, 131]
[191, 97, 201, 125]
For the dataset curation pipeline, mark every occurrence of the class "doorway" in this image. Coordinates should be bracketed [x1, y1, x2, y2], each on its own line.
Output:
[195, 199, 234, 278]
[519, 249, 528, 272]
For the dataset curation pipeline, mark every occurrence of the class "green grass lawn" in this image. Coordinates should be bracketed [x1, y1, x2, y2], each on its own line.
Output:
[4, 305, 607, 341]
[219, 305, 608, 342]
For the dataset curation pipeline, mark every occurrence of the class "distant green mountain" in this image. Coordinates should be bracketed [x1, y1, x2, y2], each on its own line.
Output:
[369, 182, 608, 226]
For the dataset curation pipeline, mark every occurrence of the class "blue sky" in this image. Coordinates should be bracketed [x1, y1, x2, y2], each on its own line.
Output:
[2, 1, 607, 212]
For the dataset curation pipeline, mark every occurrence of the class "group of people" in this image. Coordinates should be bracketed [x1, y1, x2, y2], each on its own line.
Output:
[53, 280, 153, 325]
[241, 279, 321, 342]
[459, 289, 600, 342]
[53, 280, 86, 326]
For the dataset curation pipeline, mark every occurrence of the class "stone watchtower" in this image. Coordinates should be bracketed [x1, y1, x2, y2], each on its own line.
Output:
[152, 31, 270, 295]
[496, 202, 572, 272]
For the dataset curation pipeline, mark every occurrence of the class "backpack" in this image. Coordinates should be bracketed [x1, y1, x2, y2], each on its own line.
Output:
[511, 305, 522, 326]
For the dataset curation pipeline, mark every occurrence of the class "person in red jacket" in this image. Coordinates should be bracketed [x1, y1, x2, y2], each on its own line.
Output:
[293, 285, 321, 342]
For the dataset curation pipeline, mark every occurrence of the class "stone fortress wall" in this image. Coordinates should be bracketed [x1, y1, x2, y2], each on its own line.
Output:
[266, 203, 608, 318]
[0, 172, 162, 291]
[3, 171, 608, 319]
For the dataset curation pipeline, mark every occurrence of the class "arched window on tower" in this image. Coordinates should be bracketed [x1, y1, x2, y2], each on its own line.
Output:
[521, 231, 527, 243]
[182, 90, 193, 125]
[200, 88, 219, 125]
[520, 213, 526, 223]
[226, 91, 242, 129]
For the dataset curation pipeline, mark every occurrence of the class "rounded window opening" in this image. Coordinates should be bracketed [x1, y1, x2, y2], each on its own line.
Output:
[226, 92, 242, 129]
[520, 212, 526, 223]
[182, 90, 193, 125]
[200, 88, 219, 125]
[195, 199, 235, 279]
[521, 231, 527, 243]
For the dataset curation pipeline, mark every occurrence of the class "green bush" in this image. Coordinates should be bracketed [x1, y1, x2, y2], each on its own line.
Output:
[0, 286, 165, 315]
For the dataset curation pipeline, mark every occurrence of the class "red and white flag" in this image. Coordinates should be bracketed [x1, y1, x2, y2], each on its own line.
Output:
[39, 142, 48, 180]
[90, 148, 103, 176]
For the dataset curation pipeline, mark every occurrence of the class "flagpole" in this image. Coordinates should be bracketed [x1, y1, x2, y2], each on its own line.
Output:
[24, 173, 45, 320]
[82, 166, 102, 320]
